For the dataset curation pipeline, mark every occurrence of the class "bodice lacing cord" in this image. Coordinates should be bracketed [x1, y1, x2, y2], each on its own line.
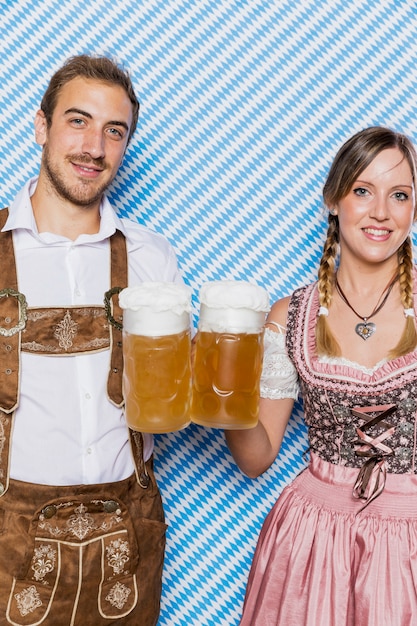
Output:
[351, 404, 396, 512]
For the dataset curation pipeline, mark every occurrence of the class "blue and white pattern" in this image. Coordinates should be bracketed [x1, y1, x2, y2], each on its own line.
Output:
[1, 0, 417, 623]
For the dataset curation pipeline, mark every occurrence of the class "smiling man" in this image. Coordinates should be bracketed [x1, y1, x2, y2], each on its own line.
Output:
[0, 55, 182, 625]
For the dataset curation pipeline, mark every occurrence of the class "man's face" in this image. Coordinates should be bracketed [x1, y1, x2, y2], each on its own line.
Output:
[35, 76, 133, 208]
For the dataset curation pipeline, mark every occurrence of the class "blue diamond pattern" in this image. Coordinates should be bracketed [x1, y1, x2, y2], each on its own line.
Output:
[1, 0, 417, 623]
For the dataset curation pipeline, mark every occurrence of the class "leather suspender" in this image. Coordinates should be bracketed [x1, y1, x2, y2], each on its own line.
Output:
[0, 207, 149, 495]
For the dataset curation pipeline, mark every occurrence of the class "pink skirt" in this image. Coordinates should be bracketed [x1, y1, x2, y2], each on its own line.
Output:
[240, 452, 417, 626]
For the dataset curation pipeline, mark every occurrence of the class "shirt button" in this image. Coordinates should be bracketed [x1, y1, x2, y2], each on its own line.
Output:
[85, 393, 91, 400]
[87, 447, 92, 455]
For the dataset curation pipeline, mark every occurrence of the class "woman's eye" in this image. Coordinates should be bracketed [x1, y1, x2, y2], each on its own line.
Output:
[394, 191, 408, 201]
[353, 187, 368, 196]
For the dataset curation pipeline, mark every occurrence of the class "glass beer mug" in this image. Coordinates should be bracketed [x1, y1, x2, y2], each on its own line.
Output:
[191, 280, 270, 429]
[119, 282, 192, 433]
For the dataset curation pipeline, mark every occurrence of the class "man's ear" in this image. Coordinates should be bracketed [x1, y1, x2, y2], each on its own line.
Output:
[34, 109, 48, 146]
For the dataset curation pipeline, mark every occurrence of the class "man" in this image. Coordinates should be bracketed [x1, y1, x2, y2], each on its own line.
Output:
[0, 55, 182, 625]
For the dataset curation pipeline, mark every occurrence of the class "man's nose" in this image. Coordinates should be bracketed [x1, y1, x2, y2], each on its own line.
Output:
[82, 129, 105, 159]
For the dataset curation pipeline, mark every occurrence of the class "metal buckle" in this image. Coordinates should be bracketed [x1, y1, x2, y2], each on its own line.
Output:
[0, 288, 28, 337]
[104, 286, 123, 331]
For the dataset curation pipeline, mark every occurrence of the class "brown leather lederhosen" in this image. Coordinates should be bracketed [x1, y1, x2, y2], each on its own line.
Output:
[0, 209, 166, 626]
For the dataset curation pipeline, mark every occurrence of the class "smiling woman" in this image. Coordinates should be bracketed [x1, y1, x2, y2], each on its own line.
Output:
[225, 127, 417, 626]
[318, 129, 417, 364]
[330, 148, 414, 275]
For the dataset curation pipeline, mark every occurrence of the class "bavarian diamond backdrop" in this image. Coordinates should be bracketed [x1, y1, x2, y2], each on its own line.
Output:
[1, 0, 417, 624]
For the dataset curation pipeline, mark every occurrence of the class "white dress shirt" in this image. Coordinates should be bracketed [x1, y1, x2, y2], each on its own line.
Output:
[3, 178, 183, 486]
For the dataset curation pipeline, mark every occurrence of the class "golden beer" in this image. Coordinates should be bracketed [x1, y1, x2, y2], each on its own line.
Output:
[123, 329, 191, 433]
[191, 331, 264, 429]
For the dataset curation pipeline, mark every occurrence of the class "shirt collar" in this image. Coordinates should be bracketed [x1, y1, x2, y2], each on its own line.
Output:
[3, 176, 127, 243]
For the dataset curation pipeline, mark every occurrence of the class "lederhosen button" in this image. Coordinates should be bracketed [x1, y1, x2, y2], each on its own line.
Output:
[103, 500, 119, 513]
[41, 504, 57, 519]
[139, 472, 150, 488]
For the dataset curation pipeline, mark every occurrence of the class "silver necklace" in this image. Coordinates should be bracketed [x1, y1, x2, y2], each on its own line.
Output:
[334, 274, 398, 340]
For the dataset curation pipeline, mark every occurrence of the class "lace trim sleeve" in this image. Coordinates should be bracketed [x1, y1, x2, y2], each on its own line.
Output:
[260, 327, 300, 400]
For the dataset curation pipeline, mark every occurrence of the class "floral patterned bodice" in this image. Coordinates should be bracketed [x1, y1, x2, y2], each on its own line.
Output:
[286, 281, 417, 474]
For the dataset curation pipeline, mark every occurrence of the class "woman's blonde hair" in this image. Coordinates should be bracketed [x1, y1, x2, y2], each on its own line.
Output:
[316, 126, 417, 359]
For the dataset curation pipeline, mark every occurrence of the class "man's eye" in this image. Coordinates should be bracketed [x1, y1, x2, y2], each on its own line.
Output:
[108, 127, 124, 138]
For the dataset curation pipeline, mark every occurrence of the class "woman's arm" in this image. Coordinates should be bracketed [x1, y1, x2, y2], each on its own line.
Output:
[225, 396, 295, 477]
[225, 296, 296, 478]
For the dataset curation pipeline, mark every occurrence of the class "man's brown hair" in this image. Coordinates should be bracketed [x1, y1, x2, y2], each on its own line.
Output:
[40, 54, 140, 143]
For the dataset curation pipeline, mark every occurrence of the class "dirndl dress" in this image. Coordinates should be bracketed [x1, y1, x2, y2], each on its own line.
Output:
[240, 281, 417, 626]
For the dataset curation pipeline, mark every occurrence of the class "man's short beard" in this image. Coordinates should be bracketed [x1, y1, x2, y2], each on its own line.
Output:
[42, 145, 111, 207]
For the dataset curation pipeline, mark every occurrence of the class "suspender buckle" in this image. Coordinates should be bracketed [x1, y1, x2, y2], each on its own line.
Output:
[104, 286, 123, 331]
[0, 288, 28, 336]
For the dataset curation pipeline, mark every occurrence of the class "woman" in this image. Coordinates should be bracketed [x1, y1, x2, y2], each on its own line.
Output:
[226, 126, 417, 626]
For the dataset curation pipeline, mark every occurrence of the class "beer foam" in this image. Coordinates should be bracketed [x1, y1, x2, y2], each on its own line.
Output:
[198, 280, 270, 333]
[119, 282, 191, 336]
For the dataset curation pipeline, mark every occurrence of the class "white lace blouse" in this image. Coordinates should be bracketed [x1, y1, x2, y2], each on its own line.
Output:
[260, 325, 300, 400]
[260, 323, 389, 402]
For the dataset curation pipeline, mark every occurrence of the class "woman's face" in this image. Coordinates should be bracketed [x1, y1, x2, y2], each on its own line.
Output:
[333, 147, 415, 269]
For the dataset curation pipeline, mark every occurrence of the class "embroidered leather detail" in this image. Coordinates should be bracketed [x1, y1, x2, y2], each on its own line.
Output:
[53, 310, 78, 350]
[105, 581, 131, 610]
[21, 307, 110, 355]
[31, 544, 57, 582]
[106, 538, 130, 576]
[39, 502, 123, 541]
[14, 585, 42, 616]
[22, 338, 110, 353]
[67, 504, 96, 540]
[99, 530, 138, 618]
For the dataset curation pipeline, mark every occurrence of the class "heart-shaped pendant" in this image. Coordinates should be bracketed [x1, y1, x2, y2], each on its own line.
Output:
[355, 321, 376, 340]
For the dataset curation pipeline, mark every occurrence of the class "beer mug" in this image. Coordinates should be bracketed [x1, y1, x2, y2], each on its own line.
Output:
[119, 282, 192, 433]
[191, 280, 270, 429]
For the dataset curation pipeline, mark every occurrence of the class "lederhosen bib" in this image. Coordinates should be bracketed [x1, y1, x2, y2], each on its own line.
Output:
[0, 207, 150, 495]
[0, 209, 165, 625]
